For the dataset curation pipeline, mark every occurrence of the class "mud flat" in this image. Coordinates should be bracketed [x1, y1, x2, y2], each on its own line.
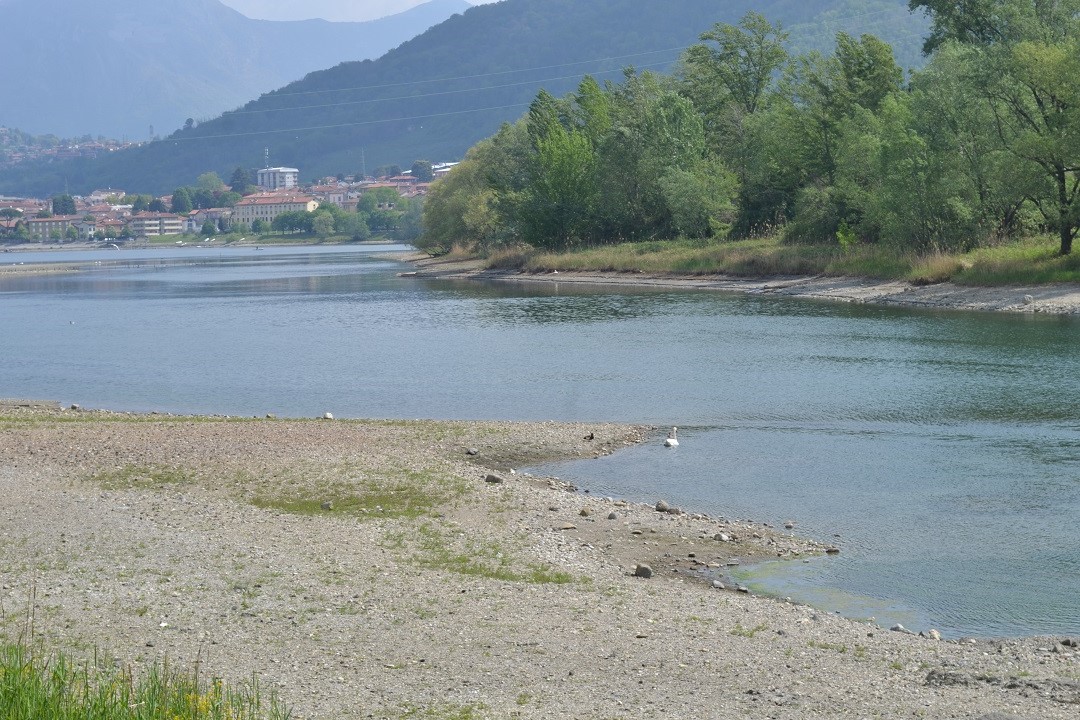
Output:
[0, 405, 1077, 719]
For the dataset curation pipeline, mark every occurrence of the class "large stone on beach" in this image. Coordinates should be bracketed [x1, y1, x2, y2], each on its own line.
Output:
[655, 500, 670, 512]
[485, 473, 506, 484]
[634, 564, 654, 578]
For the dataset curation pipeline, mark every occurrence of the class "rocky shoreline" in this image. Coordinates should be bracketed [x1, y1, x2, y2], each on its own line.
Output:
[408, 256, 1080, 315]
[1, 403, 1077, 719]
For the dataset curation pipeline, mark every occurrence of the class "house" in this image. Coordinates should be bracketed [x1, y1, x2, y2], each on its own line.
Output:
[25, 215, 82, 239]
[309, 184, 350, 210]
[126, 212, 184, 237]
[256, 167, 300, 191]
[186, 208, 233, 233]
[231, 193, 318, 226]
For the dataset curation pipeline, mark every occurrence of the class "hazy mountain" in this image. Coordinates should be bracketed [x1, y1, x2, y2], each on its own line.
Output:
[0, 0, 471, 138]
[0, 0, 927, 196]
[221, 0, 489, 23]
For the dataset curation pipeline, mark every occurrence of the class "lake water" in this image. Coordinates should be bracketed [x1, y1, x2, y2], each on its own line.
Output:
[2, 244, 1078, 638]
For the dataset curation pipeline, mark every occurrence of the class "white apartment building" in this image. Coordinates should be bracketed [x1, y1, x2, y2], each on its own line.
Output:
[257, 167, 300, 190]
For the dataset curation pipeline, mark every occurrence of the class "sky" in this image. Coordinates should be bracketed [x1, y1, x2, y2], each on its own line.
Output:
[219, 0, 499, 23]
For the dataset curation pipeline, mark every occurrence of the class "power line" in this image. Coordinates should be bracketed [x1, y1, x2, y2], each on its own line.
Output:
[169, 4, 927, 144]
[260, 4, 920, 102]
[172, 103, 535, 142]
[227, 61, 673, 117]
[264, 46, 690, 100]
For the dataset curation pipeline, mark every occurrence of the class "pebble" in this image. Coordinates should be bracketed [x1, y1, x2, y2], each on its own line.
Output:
[711, 580, 725, 590]
[466, 448, 479, 456]
[714, 532, 730, 542]
[485, 473, 506, 484]
[579, 508, 591, 517]
[607, 512, 617, 520]
[654, 500, 670, 512]
[320, 501, 333, 511]
[633, 564, 654, 579]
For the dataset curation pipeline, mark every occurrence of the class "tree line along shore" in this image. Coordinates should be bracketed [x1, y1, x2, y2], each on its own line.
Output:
[418, 2, 1080, 290]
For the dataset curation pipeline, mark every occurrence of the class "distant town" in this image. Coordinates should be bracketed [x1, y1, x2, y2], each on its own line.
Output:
[0, 126, 144, 170]
[0, 162, 457, 243]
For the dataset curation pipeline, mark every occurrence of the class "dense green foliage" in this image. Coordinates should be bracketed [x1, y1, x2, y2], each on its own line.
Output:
[50, 194, 76, 215]
[422, 1, 1080, 257]
[0, 1, 926, 196]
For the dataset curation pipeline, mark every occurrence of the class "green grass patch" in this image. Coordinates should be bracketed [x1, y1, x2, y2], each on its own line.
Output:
[404, 524, 574, 585]
[952, 235, 1080, 285]
[399, 702, 487, 720]
[807, 639, 847, 653]
[729, 622, 769, 638]
[250, 468, 468, 520]
[89, 465, 194, 490]
[0, 640, 289, 720]
[499, 233, 1080, 287]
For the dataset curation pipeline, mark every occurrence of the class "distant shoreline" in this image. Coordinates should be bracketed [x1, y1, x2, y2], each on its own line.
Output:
[6, 243, 1079, 314]
[0, 239, 402, 276]
[409, 255, 1080, 315]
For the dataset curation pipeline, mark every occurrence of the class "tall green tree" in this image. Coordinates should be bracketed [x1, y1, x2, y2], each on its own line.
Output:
[911, 0, 1080, 53]
[197, 172, 226, 192]
[912, 0, 1080, 253]
[312, 213, 334, 239]
[681, 11, 789, 117]
[229, 167, 251, 194]
[410, 160, 434, 182]
[677, 13, 788, 234]
[51, 194, 76, 215]
[171, 187, 193, 214]
[515, 90, 598, 249]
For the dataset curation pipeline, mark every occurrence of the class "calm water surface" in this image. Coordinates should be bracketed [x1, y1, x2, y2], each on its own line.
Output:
[2, 245, 1078, 638]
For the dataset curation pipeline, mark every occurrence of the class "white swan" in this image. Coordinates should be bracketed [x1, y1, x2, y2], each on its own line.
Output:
[664, 427, 679, 447]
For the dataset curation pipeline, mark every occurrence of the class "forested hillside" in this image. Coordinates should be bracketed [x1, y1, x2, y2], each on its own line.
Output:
[0, 0, 926, 196]
[422, 0, 1080, 259]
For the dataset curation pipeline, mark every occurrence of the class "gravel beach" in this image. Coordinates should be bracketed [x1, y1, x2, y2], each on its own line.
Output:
[408, 256, 1080, 315]
[1, 404, 1077, 719]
